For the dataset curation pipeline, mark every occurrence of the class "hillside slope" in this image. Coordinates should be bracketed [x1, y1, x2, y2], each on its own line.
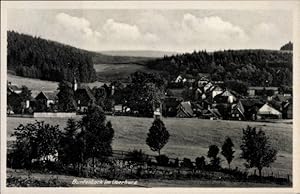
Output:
[146, 49, 293, 87]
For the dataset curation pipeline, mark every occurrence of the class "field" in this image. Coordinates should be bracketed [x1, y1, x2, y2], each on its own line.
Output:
[7, 116, 292, 176]
[94, 63, 160, 82]
[7, 74, 105, 96]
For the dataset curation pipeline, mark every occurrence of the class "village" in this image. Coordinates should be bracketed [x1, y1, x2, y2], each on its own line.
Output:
[7, 73, 293, 121]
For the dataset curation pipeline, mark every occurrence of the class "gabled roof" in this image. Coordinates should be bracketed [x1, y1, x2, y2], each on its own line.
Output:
[8, 85, 22, 91]
[35, 91, 58, 101]
[177, 101, 193, 117]
[76, 86, 96, 101]
[258, 103, 281, 115]
[240, 98, 264, 108]
[231, 101, 245, 117]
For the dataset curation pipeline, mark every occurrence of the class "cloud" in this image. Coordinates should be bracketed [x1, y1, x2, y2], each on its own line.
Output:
[176, 14, 249, 49]
[7, 10, 292, 52]
[102, 19, 158, 43]
[56, 13, 101, 38]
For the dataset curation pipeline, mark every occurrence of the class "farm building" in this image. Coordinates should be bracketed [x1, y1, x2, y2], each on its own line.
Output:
[257, 103, 282, 119]
[213, 89, 237, 104]
[200, 108, 222, 120]
[240, 99, 264, 120]
[35, 91, 58, 108]
[75, 86, 96, 112]
[230, 101, 245, 120]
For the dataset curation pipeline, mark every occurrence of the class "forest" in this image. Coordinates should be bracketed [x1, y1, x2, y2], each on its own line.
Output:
[146, 49, 293, 87]
[7, 31, 97, 82]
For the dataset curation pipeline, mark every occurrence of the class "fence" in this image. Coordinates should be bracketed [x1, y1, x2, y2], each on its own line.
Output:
[33, 112, 77, 118]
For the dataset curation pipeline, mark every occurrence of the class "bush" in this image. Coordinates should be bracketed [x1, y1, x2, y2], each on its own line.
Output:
[195, 156, 206, 170]
[125, 149, 149, 164]
[156, 154, 169, 166]
[181, 158, 194, 169]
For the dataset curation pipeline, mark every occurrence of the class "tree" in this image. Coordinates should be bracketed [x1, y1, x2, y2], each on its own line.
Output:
[19, 86, 32, 114]
[195, 156, 206, 170]
[57, 80, 77, 112]
[146, 119, 170, 155]
[59, 119, 81, 169]
[79, 105, 114, 171]
[11, 121, 61, 168]
[240, 126, 277, 178]
[221, 137, 235, 168]
[207, 145, 221, 169]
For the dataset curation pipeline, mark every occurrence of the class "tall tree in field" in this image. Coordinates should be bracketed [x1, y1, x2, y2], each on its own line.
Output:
[240, 126, 277, 178]
[221, 137, 235, 168]
[80, 105, 114, 170]
[146, 119, 170, 155]
[57, 80, 77, 112]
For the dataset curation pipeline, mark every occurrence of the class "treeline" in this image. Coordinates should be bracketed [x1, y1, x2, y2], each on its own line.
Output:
[280, 41, 293, 51]
[146, 49, 292, 87]
[90, 51, 151, 65]
[7, 31, 97, 82]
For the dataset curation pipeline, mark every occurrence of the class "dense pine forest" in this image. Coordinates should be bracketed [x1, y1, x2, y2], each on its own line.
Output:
[146, 49, 292, 87]
[7, 31, 97, 82]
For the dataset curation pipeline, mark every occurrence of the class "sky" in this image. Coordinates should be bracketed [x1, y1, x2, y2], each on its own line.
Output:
[7, 9, 293, 52]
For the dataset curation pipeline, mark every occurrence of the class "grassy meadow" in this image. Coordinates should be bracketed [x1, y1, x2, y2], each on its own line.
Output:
[7, 115, 292, 176]
[7, 74, 105, 97]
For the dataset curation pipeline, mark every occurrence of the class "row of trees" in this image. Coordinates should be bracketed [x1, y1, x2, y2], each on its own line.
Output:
[146, 118, 277, 178]
[146, 49, 292, 87]
[7, 31, 96, 82]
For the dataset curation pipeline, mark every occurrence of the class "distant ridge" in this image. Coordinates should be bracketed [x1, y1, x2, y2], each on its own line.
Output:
[100, 50, 179, 58]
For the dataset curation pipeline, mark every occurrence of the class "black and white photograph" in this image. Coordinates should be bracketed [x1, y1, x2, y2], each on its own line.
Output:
[1, 0, 299, 191]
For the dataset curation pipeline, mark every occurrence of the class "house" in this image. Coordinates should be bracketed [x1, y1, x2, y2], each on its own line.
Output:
[240, 99, 264, 120]
[257, 103, 282, 119]
[213, 89, 237, 104]
[247, 86, 279, 97]
[174, 75, 184, 83]
[7, 82, 22, 94]
[177, 101, 194, 118]
[35, 91, 58, 108]
[210, 85, 223, 99]
[230, 101, 245, 120]
[197, 76, 210, 86]
[75, 86, 96, 112]
[200, 108, 222, 120]
[203, 82, 213, 92]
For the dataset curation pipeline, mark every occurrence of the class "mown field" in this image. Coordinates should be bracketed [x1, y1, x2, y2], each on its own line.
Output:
[7, 116, 292, 176]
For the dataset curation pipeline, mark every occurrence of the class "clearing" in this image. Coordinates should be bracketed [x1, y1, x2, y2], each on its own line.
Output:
[7, 115, 292, 176]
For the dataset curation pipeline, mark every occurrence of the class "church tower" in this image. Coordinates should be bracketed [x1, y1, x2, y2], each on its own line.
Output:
[73, 77, 78, 91]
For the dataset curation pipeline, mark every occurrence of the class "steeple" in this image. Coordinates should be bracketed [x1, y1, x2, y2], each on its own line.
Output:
[73, 77, 78, 91]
